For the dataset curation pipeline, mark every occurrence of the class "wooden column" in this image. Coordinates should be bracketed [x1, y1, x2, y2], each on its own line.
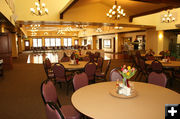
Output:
[11, 32, 18, 58]
[92, 35, 97, 50]
[18, 35, 22, 53]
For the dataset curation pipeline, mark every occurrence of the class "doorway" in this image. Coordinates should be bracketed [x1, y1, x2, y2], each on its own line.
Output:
[113, 37, 116, 53]
[99, 38, 102, 49]
[24, 40, 30, 50]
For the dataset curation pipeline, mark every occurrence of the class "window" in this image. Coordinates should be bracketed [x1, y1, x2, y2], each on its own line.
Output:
[45, 38, 50, 47]
[56, 38, 61, 46]
[103, 39, 111, 48]
[33, 38, 42, 47]
[75, 40, 78, 45]
[45, 38, 61, 47]
[64, 38, 72, 46]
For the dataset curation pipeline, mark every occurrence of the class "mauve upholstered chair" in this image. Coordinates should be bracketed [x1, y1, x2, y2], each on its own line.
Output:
[46, 102, 64, 119]
[95, 60, 111, 82]
[43, 60, 54, 79]
[150, 60, 163, 73]
[109, 68, 123, 81]
[96, 57, 104, 72]
[52, 63, 72, 95]
[41, 80, 81, 119]
[84, 62, 96, 83]
[60, 57, 70, 62]
[73, 72, 88, 91]
[148, 72, 168, 87]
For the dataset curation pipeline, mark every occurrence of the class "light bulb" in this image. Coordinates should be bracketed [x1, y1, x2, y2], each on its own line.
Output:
[113, 5, 116, 9]
[117, 15, 120, 18]
[45, 8, 48, 13]
[107, 13, 109, 16]
[112, 11, 116, 15]
[42, 3, 45, 7]
[172, 17, 175, 21]
[109, 15, 112, 18]
[37, 7, 40, 11]
[109, 9, 112, 13]
[164, 14, 167, 17]
[35, 2, 39, 7]
[123, 13, 125, 16]
[121, 9, 124, 14]
[118, 6, 121, 9]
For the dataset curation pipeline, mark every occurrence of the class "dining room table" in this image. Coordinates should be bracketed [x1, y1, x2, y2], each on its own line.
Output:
[145, 60, 180, 67]
[71, 81, 180, 119]
[60, 61, 89, 71]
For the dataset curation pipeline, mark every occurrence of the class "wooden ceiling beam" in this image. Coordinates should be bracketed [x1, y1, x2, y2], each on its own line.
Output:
[130, 0, 180, 5]
[60, 0, 79, 19]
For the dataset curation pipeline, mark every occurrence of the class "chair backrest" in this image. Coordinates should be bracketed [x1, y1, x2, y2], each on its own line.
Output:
[139, 58, 146, 71]
[41, 80, 59, 105]
[52, 63, 66, 82]
[84, 63, 96, 81]
[46, 102, 64, 119]
[45, 58, 52, 69]
[73, 72, 88, 91]
[104, 60, 111, 75]
[109, 68, 123, 81]
[148, 72, 168, 87]
[145, 54, 155, 60]
[150, 60, 163, 73]
[82, 56, 90, 61]
[61, 57, 70, 62]
[97, 57, 104, 71]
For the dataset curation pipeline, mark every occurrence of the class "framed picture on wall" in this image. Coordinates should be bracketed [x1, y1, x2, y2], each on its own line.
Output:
[103, 39, 111, 48]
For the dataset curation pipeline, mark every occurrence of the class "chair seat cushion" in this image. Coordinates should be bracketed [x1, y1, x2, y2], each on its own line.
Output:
[95, 71, 105, 77]
[48, 72, 54, 78]
[61, 105, 81, 119]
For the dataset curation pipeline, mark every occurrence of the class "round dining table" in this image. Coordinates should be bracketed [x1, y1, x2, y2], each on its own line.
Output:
[145, 60, 180, 67]
[60, 61, 88, 71]
[71, 81, 180, 119]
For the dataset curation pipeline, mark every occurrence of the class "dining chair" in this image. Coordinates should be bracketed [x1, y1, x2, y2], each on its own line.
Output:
[95, 60, 111, 82]
[84, 62, 96, 84]
[60, 57, 70, 62]
[73, 72, 88, 91]
[82, 56, 90, 61]
[52, 63, 72, 95]
[46, 102, 64, 119]
[109, 68, 123, 81]
[148, 72, 168, 87]
[138, 58, 149, 82]
[96, 57, 104, 72]
[43, 58, 54, 79]
[41, 79, 81, 119]
[150, 60, 163, 73]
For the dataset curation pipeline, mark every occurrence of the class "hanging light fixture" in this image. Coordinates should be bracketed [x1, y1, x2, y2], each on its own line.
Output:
[106, 0, 126, 20]
[30, 0, 48, 16]
[162, 10, 175, 23]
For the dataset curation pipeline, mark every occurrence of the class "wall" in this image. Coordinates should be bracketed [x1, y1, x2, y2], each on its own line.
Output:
[133, 8, 180, 31]
[0, 0, 15, 25]
[97, 34, 115, 52]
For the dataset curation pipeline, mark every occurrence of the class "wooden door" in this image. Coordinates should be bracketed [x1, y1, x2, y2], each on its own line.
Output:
[24, 40, 30, 50]
[99, 38, 102, 49]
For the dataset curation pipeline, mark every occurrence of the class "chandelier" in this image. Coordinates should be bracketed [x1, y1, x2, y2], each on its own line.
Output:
[162, 11, 175, 23]
[30, 0, 48, 16]
[106, 0, 126, 20]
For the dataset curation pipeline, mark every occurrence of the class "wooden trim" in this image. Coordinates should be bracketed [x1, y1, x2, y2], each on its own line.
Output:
[131, 0, 180, 5]
[60, 0, 79, 19]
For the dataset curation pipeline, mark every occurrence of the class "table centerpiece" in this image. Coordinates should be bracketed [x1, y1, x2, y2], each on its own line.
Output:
[115, 65, 137, 97]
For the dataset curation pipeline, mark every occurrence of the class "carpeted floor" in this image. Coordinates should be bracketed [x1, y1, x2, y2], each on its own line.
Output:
[0, 53, 179, 119]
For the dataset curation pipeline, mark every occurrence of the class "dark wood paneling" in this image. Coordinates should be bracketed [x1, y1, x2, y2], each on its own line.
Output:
[0, 33, 13, 70]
